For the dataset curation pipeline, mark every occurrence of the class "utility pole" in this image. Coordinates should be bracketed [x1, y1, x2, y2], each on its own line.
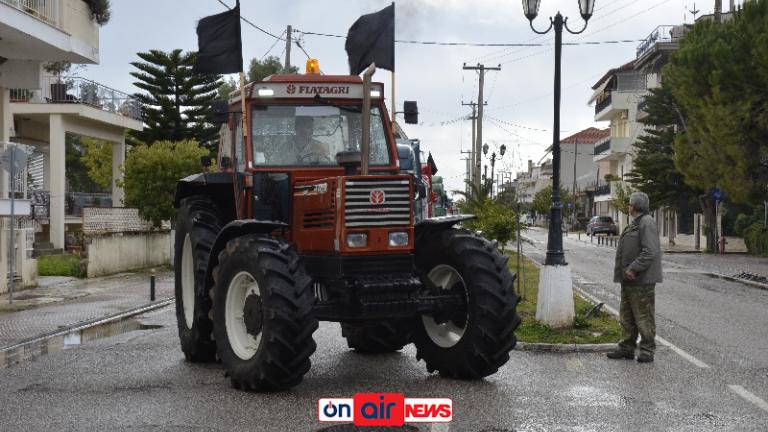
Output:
[572, 140, 578, 228]
[463, 63, 500, 193]
[714, 0, 722, 22]
[284, 25, 292, 73]
[462, 102, 477, 190]
[461, 151, 473, 196]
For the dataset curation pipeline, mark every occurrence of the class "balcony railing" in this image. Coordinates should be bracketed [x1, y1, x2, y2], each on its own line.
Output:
[1, 0, 58, 26]
[10, 76, 142, 121]
[595, 183, 611, 196]
[595, 93, 612, 114]
[636, 25, 676, 59]
[594, 139, 611, 155]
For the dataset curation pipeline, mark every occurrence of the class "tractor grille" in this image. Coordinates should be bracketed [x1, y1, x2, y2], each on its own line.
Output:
[344, 180, 411, 228]
[302, 210, 334, 229]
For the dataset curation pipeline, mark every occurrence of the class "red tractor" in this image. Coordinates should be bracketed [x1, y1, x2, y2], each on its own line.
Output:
[173, 62, 520, 391]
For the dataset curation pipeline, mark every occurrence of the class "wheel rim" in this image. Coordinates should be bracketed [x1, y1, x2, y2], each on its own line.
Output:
[225, 271, 262, 360]
[181, 234, 195, 329]
[422, 264, 468, 348]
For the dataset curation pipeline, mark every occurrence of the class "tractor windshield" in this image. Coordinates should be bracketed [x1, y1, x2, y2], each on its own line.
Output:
[251, 105, 391, 167]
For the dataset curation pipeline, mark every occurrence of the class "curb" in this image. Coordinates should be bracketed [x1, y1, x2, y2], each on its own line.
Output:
[0, 297, 174, 368]
[516, 342, 616, 353]
[706, 273, 768, 291]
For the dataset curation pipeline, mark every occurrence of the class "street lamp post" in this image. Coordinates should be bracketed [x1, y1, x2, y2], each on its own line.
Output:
[483, 143, 506, 198]
[520, 0, 595, 328]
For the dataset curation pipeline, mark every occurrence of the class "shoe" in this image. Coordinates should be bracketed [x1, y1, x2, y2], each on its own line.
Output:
[606, 351, 634, 360]
[636, 354, 654, 363]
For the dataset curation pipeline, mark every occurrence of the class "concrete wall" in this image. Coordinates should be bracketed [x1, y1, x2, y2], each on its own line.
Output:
[85, 232, 171, 278]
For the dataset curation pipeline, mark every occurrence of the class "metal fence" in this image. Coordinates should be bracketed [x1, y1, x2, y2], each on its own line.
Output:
[594, 139, 611, 156]
[82, 207, 170, 234]
[636, 25, 676, 59]
[0, 0, 58, 26]
[10, 76, 142, 121]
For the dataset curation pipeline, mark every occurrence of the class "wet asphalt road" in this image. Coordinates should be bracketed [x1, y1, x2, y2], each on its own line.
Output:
[1, 231, 768, 431]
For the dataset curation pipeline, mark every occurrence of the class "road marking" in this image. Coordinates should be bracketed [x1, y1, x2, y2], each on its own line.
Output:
[573, 282, 711, 369]
[655, 336, 710, 368]
[728, 385, 768, 413]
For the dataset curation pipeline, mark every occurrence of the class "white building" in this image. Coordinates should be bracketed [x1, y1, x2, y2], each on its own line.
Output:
[588, 61, 648, 232]
[1, 0, 142, 293]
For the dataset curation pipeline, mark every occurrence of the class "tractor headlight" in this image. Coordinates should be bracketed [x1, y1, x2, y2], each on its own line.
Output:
[346, 233, 368, 248]
[388, 231, 409, 247]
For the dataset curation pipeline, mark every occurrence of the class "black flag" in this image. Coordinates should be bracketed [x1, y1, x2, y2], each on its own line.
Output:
[427, 152, 438, 175]
[193, 3, 243, 74]
[345, 3, 395, 75]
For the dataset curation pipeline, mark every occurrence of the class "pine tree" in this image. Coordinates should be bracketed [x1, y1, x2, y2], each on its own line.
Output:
[129, 49, 221, 151]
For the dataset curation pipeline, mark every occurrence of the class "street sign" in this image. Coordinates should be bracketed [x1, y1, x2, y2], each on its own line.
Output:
[712, 187, 725, 202]
[0, 145, 30, 173]
[0, 199, 31, 216]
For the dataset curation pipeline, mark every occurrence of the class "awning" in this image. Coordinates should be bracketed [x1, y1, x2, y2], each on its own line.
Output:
[588, 79, 610, 104]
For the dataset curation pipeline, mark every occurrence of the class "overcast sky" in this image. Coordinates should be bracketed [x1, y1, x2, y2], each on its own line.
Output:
[84, 0, 732, 196]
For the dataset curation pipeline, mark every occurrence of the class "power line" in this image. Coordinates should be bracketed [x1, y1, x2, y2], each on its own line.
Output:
[296, 29, 644, 47]
[261, 30, 286, 59]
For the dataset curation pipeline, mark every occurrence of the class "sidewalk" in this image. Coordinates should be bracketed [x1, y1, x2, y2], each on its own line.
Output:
[0, 269, 174, 348]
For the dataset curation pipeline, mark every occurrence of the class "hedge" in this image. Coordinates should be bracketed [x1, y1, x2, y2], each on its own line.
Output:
[743, 223, 768, 256]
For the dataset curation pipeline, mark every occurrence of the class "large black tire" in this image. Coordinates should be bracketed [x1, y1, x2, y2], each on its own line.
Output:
[340, 321, 411, 354]
[212, 235, 318, 391]
[412, 229, 521, 379]
[174, 196, 222, 362]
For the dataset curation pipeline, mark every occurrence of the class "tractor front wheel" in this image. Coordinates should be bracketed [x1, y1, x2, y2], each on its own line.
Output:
[212, 234, 318, 391]
[412, 229, 521, 379]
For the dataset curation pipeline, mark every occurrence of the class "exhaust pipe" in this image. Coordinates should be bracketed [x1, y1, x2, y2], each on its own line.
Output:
[360, 63, 376, 175]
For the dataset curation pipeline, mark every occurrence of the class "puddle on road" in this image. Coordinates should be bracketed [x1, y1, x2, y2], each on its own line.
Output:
[0, 318, 164, 369]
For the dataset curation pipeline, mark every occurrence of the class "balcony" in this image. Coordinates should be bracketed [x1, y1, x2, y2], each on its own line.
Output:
[0, 0, 99, 63]
[593, 137, 632, 162]
[595, 93, 612, 115]
[595, 183, 611, 196]
[636, 25, 676, 59]
[594, 139, 611, 156]
[0, 0, 58, 26]
[10, 76, 142, 121]
[594, 73, 647, 121]
[636, 99, 649, 121]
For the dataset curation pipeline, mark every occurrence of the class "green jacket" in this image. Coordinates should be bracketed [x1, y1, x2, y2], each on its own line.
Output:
[614, 213, 663, 284]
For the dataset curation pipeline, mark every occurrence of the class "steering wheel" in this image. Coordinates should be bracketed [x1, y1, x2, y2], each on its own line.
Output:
[298, 152, 333, 165]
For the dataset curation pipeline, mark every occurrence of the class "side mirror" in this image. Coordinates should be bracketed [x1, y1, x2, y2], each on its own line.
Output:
[220, 156, 232, 169]
[403, 101, 418, 124]
[208, 100, 229, 124]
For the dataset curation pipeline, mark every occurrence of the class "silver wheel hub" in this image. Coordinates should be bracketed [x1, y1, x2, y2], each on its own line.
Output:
[422, 264, 469, 348]
[226, 271, 262, 360]
[181, 234, 195, 329]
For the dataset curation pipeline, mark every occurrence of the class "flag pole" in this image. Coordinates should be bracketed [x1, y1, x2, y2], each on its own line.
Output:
[391, 71, 396, 124]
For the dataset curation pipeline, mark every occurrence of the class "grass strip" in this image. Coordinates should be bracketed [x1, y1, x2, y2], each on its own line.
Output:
[506, 250, 622, 344]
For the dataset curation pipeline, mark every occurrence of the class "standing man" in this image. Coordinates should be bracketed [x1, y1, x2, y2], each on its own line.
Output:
[607, 192, 662, 363]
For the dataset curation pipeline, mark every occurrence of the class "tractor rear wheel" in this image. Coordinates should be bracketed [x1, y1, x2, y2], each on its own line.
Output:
[412, 229, 521, 379]
[340, 321, 411, 354]
[174, 196, 222, 362]
[212, 234, 318, 391]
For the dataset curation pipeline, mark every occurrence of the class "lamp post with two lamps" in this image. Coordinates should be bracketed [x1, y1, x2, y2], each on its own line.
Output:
[483, 143, 506, 198]
[520, 0, 596, 328]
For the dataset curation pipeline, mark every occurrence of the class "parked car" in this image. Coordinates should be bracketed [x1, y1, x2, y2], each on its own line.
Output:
[587, 215, 618, 236]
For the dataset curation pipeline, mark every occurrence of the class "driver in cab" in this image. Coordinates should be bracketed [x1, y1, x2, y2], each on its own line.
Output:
[292, 116, 330, 164]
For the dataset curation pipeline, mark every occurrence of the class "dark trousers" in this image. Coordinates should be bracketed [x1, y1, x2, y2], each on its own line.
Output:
[618, 283, 656, 356]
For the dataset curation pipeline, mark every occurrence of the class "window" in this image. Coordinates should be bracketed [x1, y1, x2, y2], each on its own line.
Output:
[250, 105, 391, 167]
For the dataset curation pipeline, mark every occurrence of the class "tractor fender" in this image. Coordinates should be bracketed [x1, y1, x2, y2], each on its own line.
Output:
[414, 214, 476, 239]
[202, 219, 289, 295]
[175, 172, 237, 221]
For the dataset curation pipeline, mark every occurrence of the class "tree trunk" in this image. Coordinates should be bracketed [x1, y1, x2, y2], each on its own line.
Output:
[698, 193, 717, 253]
